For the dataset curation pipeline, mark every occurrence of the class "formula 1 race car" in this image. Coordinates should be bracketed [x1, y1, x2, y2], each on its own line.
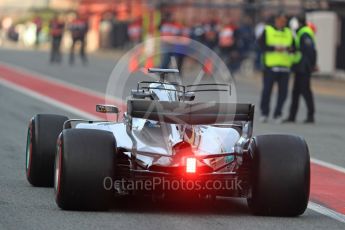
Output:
[25, 68, 310, 216]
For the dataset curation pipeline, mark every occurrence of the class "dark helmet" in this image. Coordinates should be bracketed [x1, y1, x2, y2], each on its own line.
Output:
[297, 13, 307, 26]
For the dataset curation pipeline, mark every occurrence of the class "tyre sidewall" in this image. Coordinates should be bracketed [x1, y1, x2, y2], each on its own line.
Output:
[249, 134, 310, 216]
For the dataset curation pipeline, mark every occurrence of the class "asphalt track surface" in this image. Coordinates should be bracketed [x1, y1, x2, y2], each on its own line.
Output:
[1, 48, 345, 229]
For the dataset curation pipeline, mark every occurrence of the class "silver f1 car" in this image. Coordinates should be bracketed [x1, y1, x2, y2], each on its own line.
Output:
[25, 68, 310, 216]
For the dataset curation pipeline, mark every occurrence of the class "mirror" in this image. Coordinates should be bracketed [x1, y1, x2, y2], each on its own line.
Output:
[96, 104, 119, 113]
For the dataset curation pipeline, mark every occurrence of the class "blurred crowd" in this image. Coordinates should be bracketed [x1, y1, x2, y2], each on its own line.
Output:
[127, 12, 258, 75]
[125, 11, 319, 78]
[0, 11, 316, 74]
[0, 13, 89, 65]
[127, 11, 318, 124]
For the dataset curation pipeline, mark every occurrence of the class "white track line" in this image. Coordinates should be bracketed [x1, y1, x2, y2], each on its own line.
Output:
[0, 60, 111, 100]
[1, 62, 345, 224]
[308, 202, 345, 223]
[0, 78, 100, 120]
[311, 158, 345, 174]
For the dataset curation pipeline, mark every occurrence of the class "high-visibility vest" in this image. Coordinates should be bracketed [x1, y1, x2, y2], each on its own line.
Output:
[128, 22, 141, 42]
[69, 18, 88, 39]
[128, 9, 161, 72]
[204, 21, 218, 41]
[264, 25, 294, 68]
[160, 22, 181, 37]
[160, 22, 173, 36]
[181, 26, 190, 37]
[219, 25, 236, 47]
[50, 20, 64, 37]
[293, 26, 315, 64]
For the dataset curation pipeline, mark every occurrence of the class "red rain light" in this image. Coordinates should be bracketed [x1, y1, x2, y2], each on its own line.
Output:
[186, 157, 197, 173]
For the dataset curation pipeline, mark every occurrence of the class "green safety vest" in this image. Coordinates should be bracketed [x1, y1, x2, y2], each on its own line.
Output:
[141, 10, 161, 66]
[293, 26, 315, 64]
[264, 25, 294, 68]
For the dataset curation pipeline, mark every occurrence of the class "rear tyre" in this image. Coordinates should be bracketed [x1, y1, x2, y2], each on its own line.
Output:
[247, 134, 310, 216]
[26, 114, 69, 187]
[55, 129, 117, 210]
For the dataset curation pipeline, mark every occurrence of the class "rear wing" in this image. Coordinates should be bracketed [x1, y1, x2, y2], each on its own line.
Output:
[127, 99, 254, 125]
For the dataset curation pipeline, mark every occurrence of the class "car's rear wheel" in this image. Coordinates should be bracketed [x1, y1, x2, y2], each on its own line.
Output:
[247, 134, 310, 216]
[26, 114, 69, 187]
[55, 129, 117, 210]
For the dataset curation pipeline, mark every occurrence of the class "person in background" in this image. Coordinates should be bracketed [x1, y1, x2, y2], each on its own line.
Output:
[218, 17, 238, 72]
[254, 19, 266, 70]
[69, 13, 89, 66]
[203, 14, 219, 50]
[49, 14, 65, 64]
[1, 17, 13, 45]
[258, 12, 295, 123]
[190, 18, 205, 45]
[173, 20, 190, 75]
[160, 13, 186, 72]
[237, 15, 255, 63]
[202, 15, 219, 75]
[0, 18, 3, 46]
[127, 17, 142, 47]
[284, 15, 317, 124]
[33, 16, 42, 47]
